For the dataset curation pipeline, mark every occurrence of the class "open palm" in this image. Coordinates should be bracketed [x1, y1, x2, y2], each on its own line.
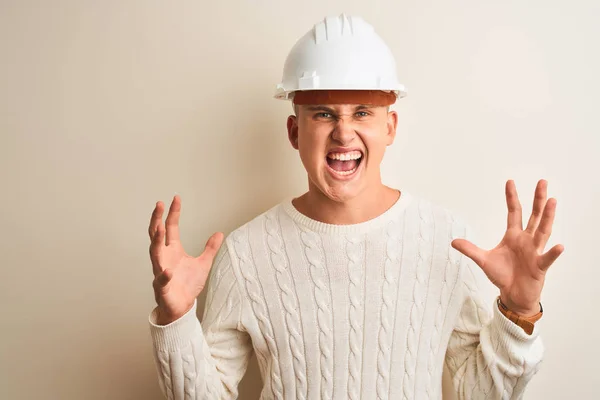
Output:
[452, 180, 564, 315]
[149, 195, 224, 325]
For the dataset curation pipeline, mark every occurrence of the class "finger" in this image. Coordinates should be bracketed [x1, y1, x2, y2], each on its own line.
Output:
[149, 223, 165, 275]
[148, 201, 165, 240]
[505, 180, 523, 230]
[451, 238, 487, 267]
[534, 198, 557, 249]
[525, 179, 548, 234]
[539, 244, 564, 272]
[198, 232, 225, 262]
[165, 195, 182, 246]
[153, 268, 173, 292]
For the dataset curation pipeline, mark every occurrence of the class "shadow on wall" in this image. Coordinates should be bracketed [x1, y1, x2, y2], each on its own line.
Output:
[196, 99, 299, 237]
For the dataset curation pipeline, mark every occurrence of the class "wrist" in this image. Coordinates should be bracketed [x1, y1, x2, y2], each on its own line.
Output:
[499, 294, 541, 317]
[156, 309, 177, 326]
[155, 304, 192, 326]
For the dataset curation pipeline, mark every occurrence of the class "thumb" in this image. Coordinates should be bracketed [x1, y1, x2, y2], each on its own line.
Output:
[154, 268, 173, 290]
[199, 232, 225, 263]
[451, 238, 487, 267]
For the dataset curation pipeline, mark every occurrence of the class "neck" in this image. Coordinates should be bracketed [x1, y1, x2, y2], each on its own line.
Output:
[293, 183, 401, 225]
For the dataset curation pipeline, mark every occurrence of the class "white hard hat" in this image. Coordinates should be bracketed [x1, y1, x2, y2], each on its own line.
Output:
[274, 14, 407, 102]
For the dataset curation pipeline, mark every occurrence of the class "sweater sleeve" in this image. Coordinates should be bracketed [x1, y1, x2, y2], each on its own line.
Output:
[444, 254, 545, 399]
[148, 244, 253, 400]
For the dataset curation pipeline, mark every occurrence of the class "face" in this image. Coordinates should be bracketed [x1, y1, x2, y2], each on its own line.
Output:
[287, 103, 398, 203]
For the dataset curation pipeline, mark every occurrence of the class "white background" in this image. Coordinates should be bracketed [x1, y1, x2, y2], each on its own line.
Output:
[1, 1, 598, 398]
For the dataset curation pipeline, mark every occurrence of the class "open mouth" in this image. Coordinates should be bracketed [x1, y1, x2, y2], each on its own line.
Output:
[326, 150, 363, 177]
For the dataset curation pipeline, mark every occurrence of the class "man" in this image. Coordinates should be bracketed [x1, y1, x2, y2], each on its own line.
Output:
[148, 14, 563, 399]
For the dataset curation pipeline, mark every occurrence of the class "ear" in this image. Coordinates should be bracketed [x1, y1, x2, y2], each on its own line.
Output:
[287, 114, 299, 150]
[386, 110, 398, 146]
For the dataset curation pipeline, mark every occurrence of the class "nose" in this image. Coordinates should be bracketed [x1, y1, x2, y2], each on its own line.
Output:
[331, 116, 357, 145]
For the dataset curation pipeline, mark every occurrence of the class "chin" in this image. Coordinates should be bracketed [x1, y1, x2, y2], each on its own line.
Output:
[321, 181, 366, 203]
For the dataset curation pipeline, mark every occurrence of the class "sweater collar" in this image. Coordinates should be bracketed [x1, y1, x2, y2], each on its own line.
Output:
[281, 190, 412, 235]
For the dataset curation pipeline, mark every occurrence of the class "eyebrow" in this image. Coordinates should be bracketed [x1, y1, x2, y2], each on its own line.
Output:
[355, 104, 376, 110]
[306, 105, 336, 113]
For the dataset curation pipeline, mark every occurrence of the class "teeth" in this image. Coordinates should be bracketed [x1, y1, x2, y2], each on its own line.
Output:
[333, 166, 358, 176]
[327, 151, 362, 161]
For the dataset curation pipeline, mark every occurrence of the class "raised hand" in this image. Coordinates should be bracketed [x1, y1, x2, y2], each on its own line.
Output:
[451, 180, 565, 316]
[149, 195, 224, 325]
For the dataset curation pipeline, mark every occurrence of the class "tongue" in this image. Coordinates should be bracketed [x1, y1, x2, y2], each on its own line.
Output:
[328, 158, 358, 171]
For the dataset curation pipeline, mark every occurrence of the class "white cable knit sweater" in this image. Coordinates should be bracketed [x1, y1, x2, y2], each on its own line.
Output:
[149, 192, 544, 399]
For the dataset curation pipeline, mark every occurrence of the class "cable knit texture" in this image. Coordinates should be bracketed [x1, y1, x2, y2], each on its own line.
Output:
[346, 233, 364, 400]
[149, 191, 544, 399]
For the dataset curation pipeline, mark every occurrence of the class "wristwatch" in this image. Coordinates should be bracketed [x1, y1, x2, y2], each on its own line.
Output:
[497, 296, 543, 335]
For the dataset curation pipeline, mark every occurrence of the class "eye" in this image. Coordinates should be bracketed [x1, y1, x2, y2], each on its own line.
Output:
[355, 111, 369, 117]
[316, 112, 333, 118]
